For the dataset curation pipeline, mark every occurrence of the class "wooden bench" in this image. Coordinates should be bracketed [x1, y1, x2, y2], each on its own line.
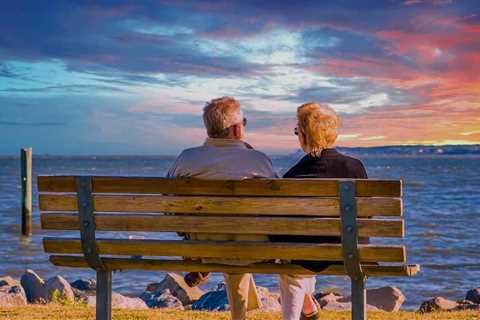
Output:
[38, 175, 419, 320]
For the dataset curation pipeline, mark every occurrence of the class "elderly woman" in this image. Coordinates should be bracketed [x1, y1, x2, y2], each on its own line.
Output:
[272, 102, 368, 320]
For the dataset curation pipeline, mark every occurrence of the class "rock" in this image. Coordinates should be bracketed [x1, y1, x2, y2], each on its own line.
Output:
[145, 273, 204, 305]
[0, 283, 27, 307]
[338, 286, 405, 312]
[318, 292, 340, 308]
[315, 291, 343, 300]
[20, 269, 48, 303]
[0, 276, 20, 288]
[192, 288, 229, 311]
[71, 287, 90, 302]
[466, 288, 480, 304]
[366, 286, 405, 312]
[87, 293, 148, 309]
[322, 300, 353, 311]
[418, 297, 458, 313]
[257, 286, 281, 312]
[140, 289, 183, 309]
[45, 275, 75, 303]
[70, 279, 96, 292]
[321, 300, 379, 312]
[454, 299, 480, 311]
[70, 279, 96, 302]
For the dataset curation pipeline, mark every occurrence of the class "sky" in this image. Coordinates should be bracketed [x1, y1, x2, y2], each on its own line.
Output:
[1, 0, 479, 155]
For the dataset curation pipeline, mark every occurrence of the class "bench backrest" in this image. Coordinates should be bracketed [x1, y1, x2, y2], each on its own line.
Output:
[38, 175, 408, 273]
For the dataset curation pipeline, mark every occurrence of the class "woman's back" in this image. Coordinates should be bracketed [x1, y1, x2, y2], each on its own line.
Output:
[284, 148, 367, 179]
[270, 148, 368, 272]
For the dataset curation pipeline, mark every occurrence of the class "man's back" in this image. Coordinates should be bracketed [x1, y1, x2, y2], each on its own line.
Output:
[167, 138, 275, 180]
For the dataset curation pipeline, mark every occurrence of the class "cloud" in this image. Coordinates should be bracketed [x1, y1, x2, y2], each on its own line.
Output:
[0, 84, 128, 94]
[0, 121, 66, 127]
[0, 1, 479, 154]
[0, 64, 17, 78]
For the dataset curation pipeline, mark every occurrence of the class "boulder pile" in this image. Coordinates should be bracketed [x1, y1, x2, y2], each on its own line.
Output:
[1, 270, 478, 314]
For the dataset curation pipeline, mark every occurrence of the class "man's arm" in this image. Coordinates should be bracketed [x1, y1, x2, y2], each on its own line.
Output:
[166, 151, 185, 178]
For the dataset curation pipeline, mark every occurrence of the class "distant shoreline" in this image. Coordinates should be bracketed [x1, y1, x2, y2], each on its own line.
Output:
[1, 144, 479, 159]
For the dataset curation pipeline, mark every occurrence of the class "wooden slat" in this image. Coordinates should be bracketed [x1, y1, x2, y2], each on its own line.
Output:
[49, 256, 420, 277]
[41, 212, 404, 237]
[43, 238, 406, 262]
[39, 194, 402, 217]
[38, 176, 402, 197]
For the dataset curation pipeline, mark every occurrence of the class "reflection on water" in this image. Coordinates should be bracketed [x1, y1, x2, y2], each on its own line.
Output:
[0, 155, 479, 309]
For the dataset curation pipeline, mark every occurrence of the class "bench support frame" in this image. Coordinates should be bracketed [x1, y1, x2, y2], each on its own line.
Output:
[97, 270, 112, 320]
[339, 180, 366, 320]
[76, 176, 111, 320]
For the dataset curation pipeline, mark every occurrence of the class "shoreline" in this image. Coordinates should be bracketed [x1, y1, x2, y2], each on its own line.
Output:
[1, 271, 479, 315]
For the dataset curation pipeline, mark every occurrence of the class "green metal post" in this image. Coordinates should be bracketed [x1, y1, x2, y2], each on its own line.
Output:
[21, 148, 32, 236]
[96, 270, 112, 320]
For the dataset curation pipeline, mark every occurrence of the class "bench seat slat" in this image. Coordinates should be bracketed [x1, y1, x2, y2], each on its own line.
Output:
[38, 176, 402, 197]
[41, 212, 404, 237]
[43, 238, 406, 263]
[39, 194, 402, 217]
[48, 256, 419, 277]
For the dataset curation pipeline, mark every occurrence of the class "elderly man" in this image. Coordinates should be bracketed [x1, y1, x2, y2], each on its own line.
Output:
[167, 96, 276, 320]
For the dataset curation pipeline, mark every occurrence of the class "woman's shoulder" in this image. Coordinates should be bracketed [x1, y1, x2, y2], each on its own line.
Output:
[334, 150, 364, 165]
[333, 150, 368, 178]
[283, 154, 313, 178]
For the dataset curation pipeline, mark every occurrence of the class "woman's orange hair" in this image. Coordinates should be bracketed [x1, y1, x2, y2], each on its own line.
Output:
[297, 102, 339, 156]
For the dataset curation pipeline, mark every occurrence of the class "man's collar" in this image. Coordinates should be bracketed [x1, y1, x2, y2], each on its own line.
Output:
[204, 138, 249, 149]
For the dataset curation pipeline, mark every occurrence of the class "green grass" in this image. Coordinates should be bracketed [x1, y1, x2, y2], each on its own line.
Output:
[0, 305, 479, 320]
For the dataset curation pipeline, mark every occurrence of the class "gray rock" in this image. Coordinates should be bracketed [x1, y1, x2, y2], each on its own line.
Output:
[454, 299, 480, 311]
[366, 286, 405, 312]
[318, 292, 340, 308]
[0, 284, 27, 307]
[338, 286, 405, 312]
[418, 297, 458, 313]
[321, 300, 379, 312]
[70, 279, 96, 292]
[45, 275, 75, 303]
[322, 300, 353, 311]
[20, 269, 47, 303]
[466, 288, 480, 304]
[315, 291, 343, 300]
[71, 287, 90, 302]
[145, 273, 204, 305]
[87, 292, 148, 309]
[0, 276, 20, 288]
[192, 287, 229, 311]
[140, 289, 183, 309]
[257, 286, 281, 312]
[70, 279, 96, 302]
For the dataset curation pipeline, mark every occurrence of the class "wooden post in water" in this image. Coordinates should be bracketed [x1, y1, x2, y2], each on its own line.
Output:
[21, 148, 32, 236]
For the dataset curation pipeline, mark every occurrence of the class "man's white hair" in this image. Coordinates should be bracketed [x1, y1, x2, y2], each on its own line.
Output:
[203, 96, 243, 138]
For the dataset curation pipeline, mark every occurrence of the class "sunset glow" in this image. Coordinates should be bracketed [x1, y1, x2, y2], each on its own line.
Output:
[0, 1, 479, 154]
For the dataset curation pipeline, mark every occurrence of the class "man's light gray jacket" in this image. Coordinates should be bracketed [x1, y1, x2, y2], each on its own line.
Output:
[167, 138, 277, 265]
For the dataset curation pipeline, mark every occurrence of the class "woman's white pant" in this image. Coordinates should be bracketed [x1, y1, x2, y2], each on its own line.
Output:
[279, 274, 316, 320]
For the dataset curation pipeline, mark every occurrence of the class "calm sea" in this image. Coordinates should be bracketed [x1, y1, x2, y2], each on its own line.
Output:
[0, 154, 479, 309]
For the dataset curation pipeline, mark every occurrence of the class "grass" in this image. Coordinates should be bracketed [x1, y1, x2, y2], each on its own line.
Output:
[0, 305, 479, 320]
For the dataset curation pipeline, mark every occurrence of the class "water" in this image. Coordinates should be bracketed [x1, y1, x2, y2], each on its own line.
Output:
[1, 154, 479, 309]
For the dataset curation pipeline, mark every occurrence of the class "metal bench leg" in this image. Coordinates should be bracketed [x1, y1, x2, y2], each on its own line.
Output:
[96, 270, 112, 320]
[351, 277, 366, 320]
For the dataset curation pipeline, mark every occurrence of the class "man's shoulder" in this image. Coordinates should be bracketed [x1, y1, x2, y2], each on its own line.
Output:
[245, 148, 272, 161]
[176, 145, 208, 157]
[229, 149, 273, 169]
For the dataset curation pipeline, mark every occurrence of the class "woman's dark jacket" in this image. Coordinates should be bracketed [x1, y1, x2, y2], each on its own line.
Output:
[269, 148, 368, 272]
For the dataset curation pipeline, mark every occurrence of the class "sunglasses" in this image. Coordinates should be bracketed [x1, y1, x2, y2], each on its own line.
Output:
[294, 127, 299, 136]
[243, 117, 247, 126]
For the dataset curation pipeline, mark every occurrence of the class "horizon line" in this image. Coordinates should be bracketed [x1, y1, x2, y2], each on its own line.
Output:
[0, 143, 478, 157]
